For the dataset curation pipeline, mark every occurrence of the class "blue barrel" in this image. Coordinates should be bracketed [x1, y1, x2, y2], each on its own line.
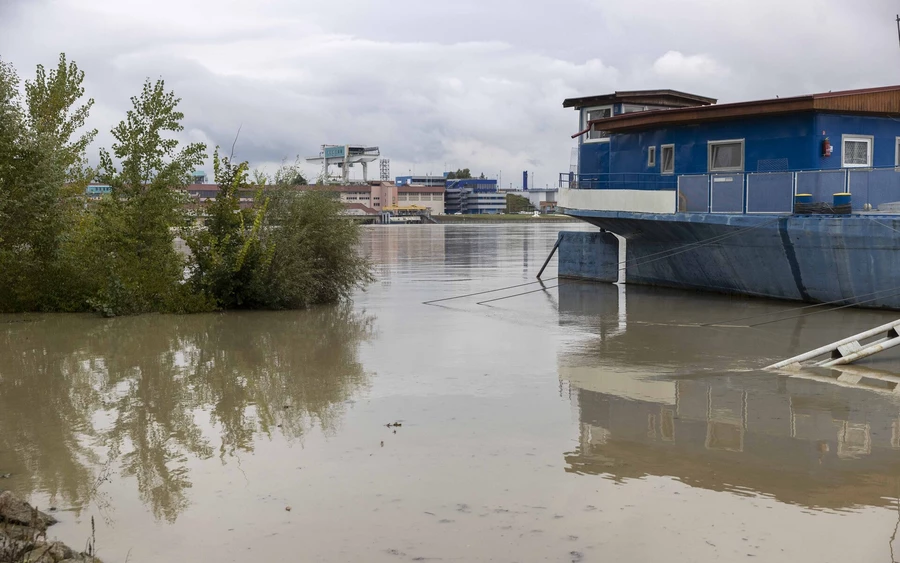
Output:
[833, 193, 851, 207]
[795, 194, 813, 204]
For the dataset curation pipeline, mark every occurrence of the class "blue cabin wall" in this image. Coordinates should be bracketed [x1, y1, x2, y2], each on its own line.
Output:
[577, 102, 674, 176]
[814, 114, 900, 169]
[583, 112, 900, 178]
[578, 142, 610, 175]
[608, 114, 818, 176]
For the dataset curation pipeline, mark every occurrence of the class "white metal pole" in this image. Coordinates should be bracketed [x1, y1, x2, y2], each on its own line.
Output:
[766, 319, 900, 369]
[820, 336, 900, 367]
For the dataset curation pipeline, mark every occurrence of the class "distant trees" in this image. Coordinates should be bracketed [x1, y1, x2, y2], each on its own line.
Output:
[0, 53, 372, 315]
[446, 168, 471, 179]
[446, 168, 489, 180]
[506, 193, 534, 213]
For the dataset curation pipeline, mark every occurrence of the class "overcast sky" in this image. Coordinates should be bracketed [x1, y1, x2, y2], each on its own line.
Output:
[2, 0, 899, 187]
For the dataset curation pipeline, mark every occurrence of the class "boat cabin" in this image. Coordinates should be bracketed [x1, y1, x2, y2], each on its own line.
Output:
[561, 86, 900, 214]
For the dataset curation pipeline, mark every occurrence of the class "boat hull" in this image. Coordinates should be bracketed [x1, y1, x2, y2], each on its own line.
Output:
[561, 211, 900, 310]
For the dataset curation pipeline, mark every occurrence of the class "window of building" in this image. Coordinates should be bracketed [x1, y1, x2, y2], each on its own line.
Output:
[623, 104, 651, 114]
[647, 146, 656, 167]
[842, 135, 873, 168]
[708, 139, 744, 172]
[584, 106, 612, 142]
[661, 144, 675, 174]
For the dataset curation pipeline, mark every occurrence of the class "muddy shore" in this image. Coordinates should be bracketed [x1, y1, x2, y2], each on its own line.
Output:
[0, 491, 100, 563]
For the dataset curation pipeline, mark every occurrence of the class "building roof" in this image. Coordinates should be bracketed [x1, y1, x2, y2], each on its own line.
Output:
[583, 85, 900, 134]
[563, 89, 717, 110]
[294, 184, 373, 193]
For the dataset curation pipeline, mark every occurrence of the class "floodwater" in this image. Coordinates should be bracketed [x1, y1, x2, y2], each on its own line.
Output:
[5, 224, 900, 562]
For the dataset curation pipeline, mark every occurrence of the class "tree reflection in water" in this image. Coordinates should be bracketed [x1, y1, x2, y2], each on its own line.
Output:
[0, 305, 374, 522]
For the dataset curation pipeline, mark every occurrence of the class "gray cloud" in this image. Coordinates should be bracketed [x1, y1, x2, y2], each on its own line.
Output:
[2, 0, 899, 186]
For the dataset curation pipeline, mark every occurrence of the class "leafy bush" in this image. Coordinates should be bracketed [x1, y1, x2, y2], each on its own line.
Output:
[186, 153, 372, 310]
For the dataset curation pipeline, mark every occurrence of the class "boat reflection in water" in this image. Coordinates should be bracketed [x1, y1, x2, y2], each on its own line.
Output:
[558, 281, 900, 511]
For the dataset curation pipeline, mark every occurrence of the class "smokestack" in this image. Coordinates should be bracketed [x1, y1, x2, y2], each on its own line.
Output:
[522, 171, 528, 191]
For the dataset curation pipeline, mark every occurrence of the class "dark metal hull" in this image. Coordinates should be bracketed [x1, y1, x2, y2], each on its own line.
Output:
[561, 211, 900, 310]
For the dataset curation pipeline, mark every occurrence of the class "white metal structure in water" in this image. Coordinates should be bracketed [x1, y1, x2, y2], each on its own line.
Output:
[765, 319, 900, 370]
[305, 144, 380, 184]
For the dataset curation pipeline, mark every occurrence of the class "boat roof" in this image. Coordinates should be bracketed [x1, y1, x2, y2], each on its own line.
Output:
[585, 85, 900, 134]
[563, 89, 717, 109]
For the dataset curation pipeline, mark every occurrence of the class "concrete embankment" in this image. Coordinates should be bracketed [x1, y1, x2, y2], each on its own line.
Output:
[0, 491, 101, 563]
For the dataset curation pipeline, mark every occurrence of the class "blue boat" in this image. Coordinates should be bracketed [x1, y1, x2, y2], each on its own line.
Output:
[556, 87, 900, 309]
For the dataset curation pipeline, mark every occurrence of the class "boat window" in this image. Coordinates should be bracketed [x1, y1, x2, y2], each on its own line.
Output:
[842, 135, 873, 168]
[584, 106, 612, 142]
[661, 144, 675, 174]
[647, 146, 656, 167]
[708, 139, 744, 172]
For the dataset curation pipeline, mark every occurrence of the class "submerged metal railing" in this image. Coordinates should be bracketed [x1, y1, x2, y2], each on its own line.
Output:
[559, 167, 900, 214]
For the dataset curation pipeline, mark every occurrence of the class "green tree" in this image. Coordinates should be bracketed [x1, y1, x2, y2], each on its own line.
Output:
[0, 54, 96, 312]
[506, 193, 534, 213]
[76, 79, 207, 316]
[0, 58, 24, 264]
[446, 168, 471, 179]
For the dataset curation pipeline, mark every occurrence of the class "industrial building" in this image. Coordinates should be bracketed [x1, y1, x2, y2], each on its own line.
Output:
[444, 178, 504, 214]
[322, 183, 444, 215]
[176, 179, 445, 217]
[394, 175, 447, 188]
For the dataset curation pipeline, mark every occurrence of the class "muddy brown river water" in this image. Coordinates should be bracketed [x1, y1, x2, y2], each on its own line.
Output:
[5, 223, 900, 562]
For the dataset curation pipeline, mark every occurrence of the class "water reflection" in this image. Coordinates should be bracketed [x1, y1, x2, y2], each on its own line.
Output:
[559, 281, 900, 510]
[0, 306, 373, 522]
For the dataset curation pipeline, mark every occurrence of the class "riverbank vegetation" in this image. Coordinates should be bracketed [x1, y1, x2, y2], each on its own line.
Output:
[0, 54, 371, 315]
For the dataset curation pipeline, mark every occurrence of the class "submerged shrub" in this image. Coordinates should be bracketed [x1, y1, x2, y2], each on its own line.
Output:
[186, 153, 373, 310]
